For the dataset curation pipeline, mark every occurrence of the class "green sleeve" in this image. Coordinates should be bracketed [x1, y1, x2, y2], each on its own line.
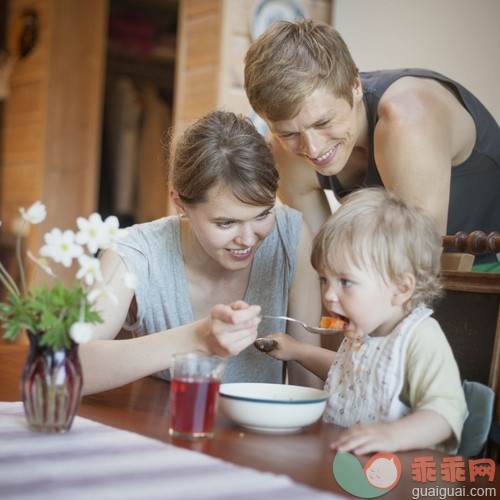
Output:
[402, 317, 468, 454]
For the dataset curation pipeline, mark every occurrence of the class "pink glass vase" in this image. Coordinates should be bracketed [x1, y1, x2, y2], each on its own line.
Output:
[22, 333, 83, 433]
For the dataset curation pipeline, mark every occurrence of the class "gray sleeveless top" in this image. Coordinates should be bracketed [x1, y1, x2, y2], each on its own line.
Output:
[116, 205, 302, 383]
[318, 69, 500, 264]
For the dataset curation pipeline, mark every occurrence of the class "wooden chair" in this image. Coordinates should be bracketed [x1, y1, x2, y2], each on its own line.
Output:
[442, 231, 500, 255]
[435, 231, 500, 457]
[441, 230, 500, 271]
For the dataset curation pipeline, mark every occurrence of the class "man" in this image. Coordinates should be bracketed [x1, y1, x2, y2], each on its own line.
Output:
[244, 19, 500, 267]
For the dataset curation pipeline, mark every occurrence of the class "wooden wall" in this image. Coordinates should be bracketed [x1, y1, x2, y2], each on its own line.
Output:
[1, 0, 107, 274]
[173, 0, 332, 134]
[1, 0, 332, 251]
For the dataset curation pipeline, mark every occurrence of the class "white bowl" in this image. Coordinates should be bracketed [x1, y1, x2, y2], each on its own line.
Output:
[218, 382, 328, 433]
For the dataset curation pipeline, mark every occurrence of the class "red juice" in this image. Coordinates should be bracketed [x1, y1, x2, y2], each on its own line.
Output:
[169, 377, 221, 437]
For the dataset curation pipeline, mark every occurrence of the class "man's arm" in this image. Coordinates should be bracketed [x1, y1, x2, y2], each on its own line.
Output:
[374, 76, 476, 235]
[269, 136, 335, 236]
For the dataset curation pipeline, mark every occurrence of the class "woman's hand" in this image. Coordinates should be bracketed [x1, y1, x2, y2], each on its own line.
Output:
[202, 300, 262, 356]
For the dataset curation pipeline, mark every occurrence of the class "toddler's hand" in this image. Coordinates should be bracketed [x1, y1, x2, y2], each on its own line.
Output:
[330, 422, 398, 455]
[262, 332, 302, 361]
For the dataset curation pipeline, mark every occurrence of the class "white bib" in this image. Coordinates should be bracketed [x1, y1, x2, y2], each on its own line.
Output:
[323, 306, 432, 426]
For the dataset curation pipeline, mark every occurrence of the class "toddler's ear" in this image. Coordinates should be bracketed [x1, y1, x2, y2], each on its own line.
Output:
[391, 274, 416, 306]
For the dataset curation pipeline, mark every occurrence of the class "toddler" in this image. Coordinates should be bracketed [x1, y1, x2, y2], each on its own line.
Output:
[265, 188, 467, 455]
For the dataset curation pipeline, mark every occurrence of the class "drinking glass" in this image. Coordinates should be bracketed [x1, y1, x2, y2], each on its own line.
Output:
[169, 352, 226, 439]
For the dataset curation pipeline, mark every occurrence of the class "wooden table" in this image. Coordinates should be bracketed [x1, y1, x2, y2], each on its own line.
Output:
[1, 345, 498, 498]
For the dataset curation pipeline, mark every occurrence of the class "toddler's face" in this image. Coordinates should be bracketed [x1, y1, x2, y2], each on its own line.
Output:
[318, 263, 407, 339]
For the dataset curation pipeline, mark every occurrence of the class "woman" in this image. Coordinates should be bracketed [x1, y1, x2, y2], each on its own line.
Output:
[80, 110, 322, 395]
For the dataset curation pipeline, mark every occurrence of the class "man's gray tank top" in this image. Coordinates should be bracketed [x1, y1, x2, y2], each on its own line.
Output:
[318, 69, 500, 264]
[116, 205, 302, 383]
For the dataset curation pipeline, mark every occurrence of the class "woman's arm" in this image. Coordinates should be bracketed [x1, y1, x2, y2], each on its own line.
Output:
[90, 249, 135, 340]
[81, 250, 262, 395]
[80, 320, 206, 395]
[81, 302, 262, 395]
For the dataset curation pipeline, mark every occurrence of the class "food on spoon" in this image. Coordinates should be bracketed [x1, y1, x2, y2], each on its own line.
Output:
[320, 316, 345, 330]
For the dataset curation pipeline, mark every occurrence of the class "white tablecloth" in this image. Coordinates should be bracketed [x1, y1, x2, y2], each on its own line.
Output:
[0, 402, 340, 499]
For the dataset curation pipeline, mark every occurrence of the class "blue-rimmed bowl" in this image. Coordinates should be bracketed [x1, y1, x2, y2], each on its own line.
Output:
[218, 382, 328, 433]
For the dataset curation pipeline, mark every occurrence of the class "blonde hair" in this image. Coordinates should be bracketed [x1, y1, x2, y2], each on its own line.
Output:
[244, 19, 358, 121]
[311, 188, 443, 312]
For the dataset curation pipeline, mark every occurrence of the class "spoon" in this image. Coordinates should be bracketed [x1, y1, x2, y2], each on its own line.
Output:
[260, 315, 343, 335]
[253, 338, 278, 353]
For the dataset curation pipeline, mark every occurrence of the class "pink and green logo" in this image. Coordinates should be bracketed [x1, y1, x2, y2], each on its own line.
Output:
[333, 451, 401, 498]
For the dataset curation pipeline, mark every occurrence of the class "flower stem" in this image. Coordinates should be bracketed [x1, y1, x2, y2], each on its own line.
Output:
[16, 221, 28, 294]
[0, 260, 20, 296]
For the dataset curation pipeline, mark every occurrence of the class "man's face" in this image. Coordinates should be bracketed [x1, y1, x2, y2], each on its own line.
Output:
[267, 83, 363, 177]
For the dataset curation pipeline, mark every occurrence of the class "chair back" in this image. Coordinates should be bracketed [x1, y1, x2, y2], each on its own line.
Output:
[441, 231, 500, 271]
[458, 380, 495, 457]
[442, 231, 500, 255]
[434, 270, 500, 459]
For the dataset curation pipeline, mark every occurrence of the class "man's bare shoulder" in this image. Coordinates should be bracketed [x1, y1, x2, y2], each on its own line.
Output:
[378, 76, 467, 123]
[376, 76, 475, 164]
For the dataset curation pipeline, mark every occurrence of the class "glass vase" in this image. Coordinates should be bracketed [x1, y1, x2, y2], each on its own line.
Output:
[22, 333, 83, 433]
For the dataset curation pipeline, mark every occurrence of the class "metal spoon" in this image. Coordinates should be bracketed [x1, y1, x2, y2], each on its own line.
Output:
[253, 338, 278, 353]
[260, 315, 343, 335]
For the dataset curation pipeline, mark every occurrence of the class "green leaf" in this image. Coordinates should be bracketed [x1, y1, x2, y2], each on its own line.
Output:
[1, 281, 103, 351]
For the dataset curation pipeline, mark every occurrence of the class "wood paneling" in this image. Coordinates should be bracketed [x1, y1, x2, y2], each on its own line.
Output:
[1, 0, 333, 257]
[42, 0, 108, 232]
[3, 80, 44, 124]
[174, 0, 222, 132]
[183, 68, 218, 119]
[173, 0, 332, 133]
[185, 17, 221, 68]
[184, 0, 219, 18]
[1, 0, 107, 284]
[3, 121, 43, 162]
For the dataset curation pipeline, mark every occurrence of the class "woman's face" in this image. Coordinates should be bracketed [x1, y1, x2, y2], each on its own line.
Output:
[184, 185, 276, 271]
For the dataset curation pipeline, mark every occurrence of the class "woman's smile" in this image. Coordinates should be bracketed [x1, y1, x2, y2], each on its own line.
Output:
[226, 246, 253, 261]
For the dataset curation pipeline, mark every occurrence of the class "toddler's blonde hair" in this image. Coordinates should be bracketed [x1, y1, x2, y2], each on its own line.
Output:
[311, 188, 442, 312]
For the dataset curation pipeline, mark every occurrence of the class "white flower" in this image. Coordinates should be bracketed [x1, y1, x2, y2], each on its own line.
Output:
[69, 322, 93, 344]
[76, 254, 103, 286]
[101, 215, 128, 250]
[39, 228, 84, 268]
[123, 272, 137, 290]
[27, 251, 57, 278]
[87, 287, 119, 306]
[76, 213, 107, 255]
[19, 201, 47, 224]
